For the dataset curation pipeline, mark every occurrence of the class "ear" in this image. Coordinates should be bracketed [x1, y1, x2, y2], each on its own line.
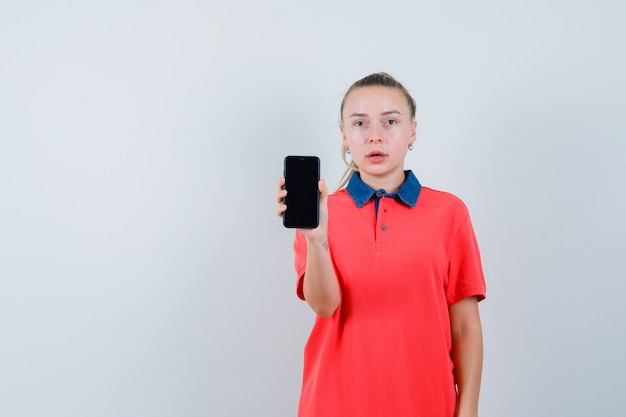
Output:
[340, 125, 348, 147]
[410, 120, 417, 144]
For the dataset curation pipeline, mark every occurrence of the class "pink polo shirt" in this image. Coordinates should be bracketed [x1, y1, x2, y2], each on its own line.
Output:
[293, 173, 486, 417]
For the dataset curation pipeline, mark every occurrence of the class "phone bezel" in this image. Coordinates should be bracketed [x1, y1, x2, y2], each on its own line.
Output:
[282, 155, 320, 229]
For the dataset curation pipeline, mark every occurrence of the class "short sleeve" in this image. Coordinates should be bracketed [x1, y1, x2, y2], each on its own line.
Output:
[293, 230, 307, 300]
[446, 213, 486, 305]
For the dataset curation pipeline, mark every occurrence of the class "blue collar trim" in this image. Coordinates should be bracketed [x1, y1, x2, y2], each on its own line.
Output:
[346, 170, 421, 208]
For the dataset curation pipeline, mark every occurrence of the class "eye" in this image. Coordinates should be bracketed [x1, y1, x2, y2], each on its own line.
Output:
[354, 120, 365, 127]
[386, 119, 397, 125]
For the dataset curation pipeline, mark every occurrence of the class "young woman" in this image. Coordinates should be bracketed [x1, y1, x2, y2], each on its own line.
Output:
[276, 73, 486, 417]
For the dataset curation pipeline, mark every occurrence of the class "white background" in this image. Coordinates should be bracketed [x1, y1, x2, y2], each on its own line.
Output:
[1, 1, 624, 416]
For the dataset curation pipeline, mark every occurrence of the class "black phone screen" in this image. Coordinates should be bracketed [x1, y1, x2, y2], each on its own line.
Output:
[283, 156, 320, 229]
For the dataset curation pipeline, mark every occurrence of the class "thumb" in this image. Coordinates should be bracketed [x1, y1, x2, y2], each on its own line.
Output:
[318, 179, 329, 201]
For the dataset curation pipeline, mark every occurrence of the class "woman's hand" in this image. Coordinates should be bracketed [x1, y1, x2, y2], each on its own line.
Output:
[276, 177, 329, 242]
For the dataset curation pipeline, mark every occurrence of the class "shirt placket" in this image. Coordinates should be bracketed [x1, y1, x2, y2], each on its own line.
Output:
[375, 196, 392, 254]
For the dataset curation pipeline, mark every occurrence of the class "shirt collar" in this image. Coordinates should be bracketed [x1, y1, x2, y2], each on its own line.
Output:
[346, 170, 421, 208]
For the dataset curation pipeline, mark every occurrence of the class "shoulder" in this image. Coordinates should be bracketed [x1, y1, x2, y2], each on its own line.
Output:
[328, 188, 352, 204]
[327, 188, 361, 217]
[418, 186, 469, 216]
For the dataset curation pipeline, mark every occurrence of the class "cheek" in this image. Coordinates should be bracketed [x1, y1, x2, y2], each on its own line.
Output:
[395, 126, 413, 140]
[345, 128, 368, 142]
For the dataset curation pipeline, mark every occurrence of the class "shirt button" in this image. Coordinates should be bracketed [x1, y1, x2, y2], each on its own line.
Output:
[376, 191, 383, 198]
[382, 225, 388, 231]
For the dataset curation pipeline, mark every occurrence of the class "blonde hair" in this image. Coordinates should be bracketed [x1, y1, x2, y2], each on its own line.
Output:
[337, 72, 416, 189]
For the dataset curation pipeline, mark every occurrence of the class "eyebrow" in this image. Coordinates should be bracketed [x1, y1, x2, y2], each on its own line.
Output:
[348, 110, 403, 118]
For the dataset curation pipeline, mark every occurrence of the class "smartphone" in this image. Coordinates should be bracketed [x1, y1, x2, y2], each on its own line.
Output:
[283, 156, 320, 229]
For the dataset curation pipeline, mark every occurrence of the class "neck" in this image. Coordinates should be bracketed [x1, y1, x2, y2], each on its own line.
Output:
[359, 170, 406, 194]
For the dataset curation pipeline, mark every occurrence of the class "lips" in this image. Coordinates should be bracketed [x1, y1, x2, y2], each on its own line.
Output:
[366, 151, 387, 163]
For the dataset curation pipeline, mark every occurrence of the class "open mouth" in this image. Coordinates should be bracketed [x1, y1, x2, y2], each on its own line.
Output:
[366, 152, 387, 162]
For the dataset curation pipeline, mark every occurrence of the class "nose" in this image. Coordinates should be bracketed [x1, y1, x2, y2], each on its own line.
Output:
[368, 125, 383, 143]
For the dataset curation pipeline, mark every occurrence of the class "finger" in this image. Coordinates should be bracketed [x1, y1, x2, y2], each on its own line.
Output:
[318, 179, 328, 201]
[276, 188, 287, 204]
[276, 177, 287, 204]
[276, 203, 287, 217]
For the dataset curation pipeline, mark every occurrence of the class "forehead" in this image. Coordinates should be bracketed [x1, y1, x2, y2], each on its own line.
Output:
[343, 86, 409, 114]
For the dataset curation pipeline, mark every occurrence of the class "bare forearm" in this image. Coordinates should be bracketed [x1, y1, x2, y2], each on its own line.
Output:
[303, 237, 340, 317]
[449, 296, 483, 417]
[452, 322, 483, 417]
